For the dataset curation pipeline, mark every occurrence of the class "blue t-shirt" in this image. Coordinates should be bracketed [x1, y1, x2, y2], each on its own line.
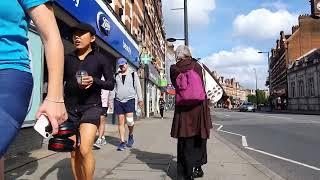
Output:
[0, 0, 49, 73]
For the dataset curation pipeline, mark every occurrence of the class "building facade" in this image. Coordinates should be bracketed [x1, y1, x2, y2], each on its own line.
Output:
[164, 42, 176, 110]
[107, 0, 166, 117]
[287, 49, 320, 111]
[268, 12, 320, 110]
[215, 76, 248, 107]
[269, 31, 288, 109]
[6, 0, 166, 157]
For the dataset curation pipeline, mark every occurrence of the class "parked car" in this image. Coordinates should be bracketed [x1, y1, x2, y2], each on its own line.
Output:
[239, 102, 255, 112]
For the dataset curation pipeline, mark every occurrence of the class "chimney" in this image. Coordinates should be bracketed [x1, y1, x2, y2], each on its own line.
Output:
[292, 25, 299, 34]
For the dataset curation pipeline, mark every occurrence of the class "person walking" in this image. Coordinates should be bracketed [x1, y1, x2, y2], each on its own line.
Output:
[170, 45, 212, 180]
[93, 82, 114, 149]
[64, 23, 114, 180]
[158, 96, 165, 119]
[0, 1, 67, 179]
[113, 58, 143, 151]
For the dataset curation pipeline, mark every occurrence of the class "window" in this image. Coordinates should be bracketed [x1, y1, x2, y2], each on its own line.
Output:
[298, 80, 304, 97]
[307, 77, 315, 96]
[291, 82, 295, 97]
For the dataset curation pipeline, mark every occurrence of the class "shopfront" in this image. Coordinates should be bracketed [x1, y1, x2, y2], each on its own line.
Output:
[145, 64, 161, 117]
[8, 0, 140, 156]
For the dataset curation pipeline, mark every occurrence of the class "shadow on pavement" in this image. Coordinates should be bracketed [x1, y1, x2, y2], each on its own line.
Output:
[5, 152, 38, 180]
[102, 135, 121, 148]
[40, 158, 73, 180]
[130, 148, 177, 179]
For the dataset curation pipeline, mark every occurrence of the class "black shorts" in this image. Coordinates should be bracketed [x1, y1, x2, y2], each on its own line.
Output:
[101, 107, 108, 116]
[67, 104, 102, 127]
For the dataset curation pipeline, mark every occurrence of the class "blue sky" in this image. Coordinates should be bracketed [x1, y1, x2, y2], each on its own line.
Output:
[163, 0, 310, 89]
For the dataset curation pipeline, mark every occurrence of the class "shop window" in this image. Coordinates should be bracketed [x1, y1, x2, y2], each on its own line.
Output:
[119, 8, 124, 19]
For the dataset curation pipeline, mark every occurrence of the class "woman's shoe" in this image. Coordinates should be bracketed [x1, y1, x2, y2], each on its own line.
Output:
[184, 175, 194, 180]
[193, 167, 204, 178]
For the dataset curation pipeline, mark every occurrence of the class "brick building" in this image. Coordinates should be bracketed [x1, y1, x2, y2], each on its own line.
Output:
[108, 0, 165, 117]
[286, 15, 320, 65]
[269, 13, 320, 110]
[269, 31, 289, 109]
[6, 0, 166, 157]
[109, 0, 165, 67]
[215, 76, 247, 107]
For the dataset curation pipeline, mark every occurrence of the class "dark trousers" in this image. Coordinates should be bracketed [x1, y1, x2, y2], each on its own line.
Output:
[160, 108, 164, 118]
[177, 136, 207, 177]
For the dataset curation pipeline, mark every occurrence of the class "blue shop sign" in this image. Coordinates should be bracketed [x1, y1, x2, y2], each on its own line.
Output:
[55, 0, 139, 67]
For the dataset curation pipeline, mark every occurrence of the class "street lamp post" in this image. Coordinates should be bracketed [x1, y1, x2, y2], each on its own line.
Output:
[258, 51, 271, 111]
[168, 0, 189, 46]
[184, 0, 189, 46]
[253, 68, 258, 108]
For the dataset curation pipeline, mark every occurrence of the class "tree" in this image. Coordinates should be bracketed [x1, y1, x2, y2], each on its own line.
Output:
[247, 94, 256, 104]
[257, 90, 268, 105]
[247, 90, 268, 105]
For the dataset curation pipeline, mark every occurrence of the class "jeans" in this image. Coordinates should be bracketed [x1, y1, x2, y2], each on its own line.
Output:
[0, 69, 33, 157]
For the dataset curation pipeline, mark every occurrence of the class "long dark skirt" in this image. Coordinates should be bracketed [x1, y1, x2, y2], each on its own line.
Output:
[177, 136, 207, 177]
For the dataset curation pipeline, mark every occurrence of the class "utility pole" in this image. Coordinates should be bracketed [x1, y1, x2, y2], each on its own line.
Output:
[184, 0, 189, 46]
[254, 68, 258, 108]
[258, 51, 271, 111]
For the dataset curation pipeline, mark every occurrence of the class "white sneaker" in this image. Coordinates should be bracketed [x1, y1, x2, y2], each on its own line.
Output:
[101, 137, 107, 145]
[93, 138, 102, 149]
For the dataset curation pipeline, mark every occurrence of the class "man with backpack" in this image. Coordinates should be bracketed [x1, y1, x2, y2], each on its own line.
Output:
[113, 58, 143, 151]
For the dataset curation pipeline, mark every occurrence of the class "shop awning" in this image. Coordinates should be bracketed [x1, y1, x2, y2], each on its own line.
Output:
[167, 89, 176, 95]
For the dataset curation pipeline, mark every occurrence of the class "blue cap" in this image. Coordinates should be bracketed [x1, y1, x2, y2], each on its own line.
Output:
[117, 58, 127, 66]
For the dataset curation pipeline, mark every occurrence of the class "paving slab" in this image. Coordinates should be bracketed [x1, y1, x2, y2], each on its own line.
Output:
[5, 112, 284, 180]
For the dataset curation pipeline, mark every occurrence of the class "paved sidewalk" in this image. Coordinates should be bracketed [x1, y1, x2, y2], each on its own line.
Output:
[5, 112, 284, 180]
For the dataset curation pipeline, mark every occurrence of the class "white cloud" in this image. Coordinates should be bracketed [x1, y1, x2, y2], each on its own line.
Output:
[233, 8, 298, 40]
[261, 0, 288, 10]
[202, 46, 268, 89]
[163, 0, 216, 37]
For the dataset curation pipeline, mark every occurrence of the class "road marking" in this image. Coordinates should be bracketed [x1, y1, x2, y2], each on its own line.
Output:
[242, 136, 248, 147]
[310, 120, 320, 124]
[266, 115, 292, 120]
[213, 123, 248, 147]
[245, 147, 320, 171]
[219, 129, 243, 137]
[213, 122, 320, 171]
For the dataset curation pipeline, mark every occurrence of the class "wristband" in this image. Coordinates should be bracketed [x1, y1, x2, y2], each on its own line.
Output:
[45, 98, 65, 103]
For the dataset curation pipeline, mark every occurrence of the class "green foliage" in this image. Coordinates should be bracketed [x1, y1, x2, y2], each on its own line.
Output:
[247, 94, 256, 104]
[247, 90, 268, 105]
[229, 96, 234, 102]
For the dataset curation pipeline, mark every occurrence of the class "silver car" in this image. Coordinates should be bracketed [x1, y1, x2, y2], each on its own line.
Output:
[239, 102, 255, 112]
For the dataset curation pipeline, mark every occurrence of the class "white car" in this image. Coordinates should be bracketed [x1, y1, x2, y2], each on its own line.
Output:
[239, 102, 255, 112]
